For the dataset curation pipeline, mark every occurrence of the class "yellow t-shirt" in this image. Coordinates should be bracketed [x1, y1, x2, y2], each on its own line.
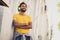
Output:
[13, 14, 31, 34]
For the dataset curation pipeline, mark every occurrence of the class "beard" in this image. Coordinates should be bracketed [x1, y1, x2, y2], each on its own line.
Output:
[20, 8, 26, 12]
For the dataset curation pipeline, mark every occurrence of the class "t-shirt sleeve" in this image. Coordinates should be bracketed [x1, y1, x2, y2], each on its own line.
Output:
[13, 14, 17, 21]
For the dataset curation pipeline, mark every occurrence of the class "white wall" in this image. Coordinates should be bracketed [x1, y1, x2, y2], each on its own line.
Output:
[18, 0, 48, 40]
[0, 0, 48, 40]
[1, 0, 14, 40]
[46, 0, 60, 40]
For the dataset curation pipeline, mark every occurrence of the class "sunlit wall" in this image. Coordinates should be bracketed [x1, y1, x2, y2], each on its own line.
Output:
[46, 0, 60, 40]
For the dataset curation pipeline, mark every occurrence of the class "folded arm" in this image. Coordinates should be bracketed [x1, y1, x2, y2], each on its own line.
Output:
[13, 20, 32, 29]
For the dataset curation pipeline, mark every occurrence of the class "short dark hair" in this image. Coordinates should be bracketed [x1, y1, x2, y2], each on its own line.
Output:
[19, 2, 27, 7]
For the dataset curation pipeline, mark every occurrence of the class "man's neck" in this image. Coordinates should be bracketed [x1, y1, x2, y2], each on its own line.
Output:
[19, 12, 25, 15]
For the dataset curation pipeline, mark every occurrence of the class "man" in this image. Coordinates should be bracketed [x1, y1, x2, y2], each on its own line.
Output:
[13, 2, 32, 40]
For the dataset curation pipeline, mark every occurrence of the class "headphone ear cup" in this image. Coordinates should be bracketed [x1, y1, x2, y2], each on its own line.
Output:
[18, 6, 20, 11]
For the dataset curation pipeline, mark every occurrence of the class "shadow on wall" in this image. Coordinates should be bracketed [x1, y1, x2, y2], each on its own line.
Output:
[0, 0, 9, 7]
[0, 0, 9, 32]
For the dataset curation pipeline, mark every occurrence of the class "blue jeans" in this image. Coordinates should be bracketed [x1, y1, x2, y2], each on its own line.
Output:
[14, 32, 31, 40]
